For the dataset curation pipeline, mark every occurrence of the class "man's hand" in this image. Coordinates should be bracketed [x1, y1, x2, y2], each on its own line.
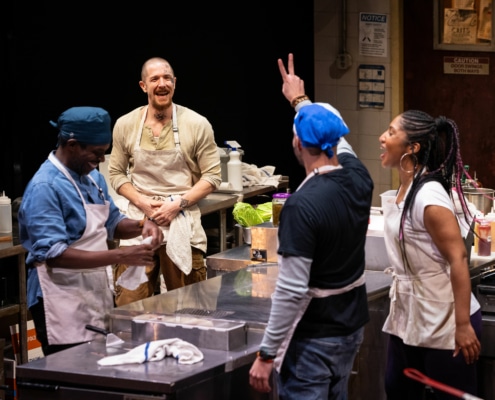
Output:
[249, 358, 274, 393]
[141, 220, 164, 250]
[277, 53, 306, 103]
[150, 199, 182, 227]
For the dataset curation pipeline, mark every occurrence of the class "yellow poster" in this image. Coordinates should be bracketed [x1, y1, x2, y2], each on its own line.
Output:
[444, 8, 478, 44]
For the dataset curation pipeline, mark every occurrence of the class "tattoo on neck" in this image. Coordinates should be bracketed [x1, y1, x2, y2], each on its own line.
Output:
[154, 112, 166, 121]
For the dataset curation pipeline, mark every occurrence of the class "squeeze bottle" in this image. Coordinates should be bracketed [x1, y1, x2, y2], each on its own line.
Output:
[227, 147, 243, 192]
[0, 191, 12, 233]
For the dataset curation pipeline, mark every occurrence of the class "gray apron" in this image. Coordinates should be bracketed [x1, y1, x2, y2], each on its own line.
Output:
[36, 153, 114, 345]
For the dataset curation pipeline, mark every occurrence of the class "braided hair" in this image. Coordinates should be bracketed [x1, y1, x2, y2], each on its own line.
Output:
[398, 110, 472, 270]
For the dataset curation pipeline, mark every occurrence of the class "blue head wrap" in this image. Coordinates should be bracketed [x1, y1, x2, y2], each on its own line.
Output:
[293, 103, 349, 158]
[50, 106, 111, 145]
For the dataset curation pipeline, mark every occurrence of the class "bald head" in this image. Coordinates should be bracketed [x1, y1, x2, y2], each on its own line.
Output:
[141, 57, 175, 80]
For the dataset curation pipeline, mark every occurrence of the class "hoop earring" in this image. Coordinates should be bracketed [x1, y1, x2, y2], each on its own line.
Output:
[400, 153, 418, 174]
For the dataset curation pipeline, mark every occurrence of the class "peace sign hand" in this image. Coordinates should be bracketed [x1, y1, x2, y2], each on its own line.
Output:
[277, 53, 307, 104]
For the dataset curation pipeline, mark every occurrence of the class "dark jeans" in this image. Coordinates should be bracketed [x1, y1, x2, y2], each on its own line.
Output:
[30, 298, 85, 356]
[278, 327, 365, 399]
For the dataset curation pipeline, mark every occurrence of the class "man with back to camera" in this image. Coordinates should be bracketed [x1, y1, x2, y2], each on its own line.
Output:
[249, 53, 374, 399]
[109, 57, 222, 306]
[18, 106, 163, 356]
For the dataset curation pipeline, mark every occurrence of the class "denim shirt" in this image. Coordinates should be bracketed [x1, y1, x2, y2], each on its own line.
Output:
[19, 153, 126, 308]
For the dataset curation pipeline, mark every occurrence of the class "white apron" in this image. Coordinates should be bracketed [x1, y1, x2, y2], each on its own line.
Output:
[36, 153, 114, 345]
[120, 105, 206, 253]
[273, 165, 365, 372]
[381, 190, 456, 349]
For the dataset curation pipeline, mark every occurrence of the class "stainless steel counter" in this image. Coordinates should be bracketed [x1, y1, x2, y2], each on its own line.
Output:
[16, 263, 392, 400]
[18, 241, 493, 400]
[109, 263, 392, 335]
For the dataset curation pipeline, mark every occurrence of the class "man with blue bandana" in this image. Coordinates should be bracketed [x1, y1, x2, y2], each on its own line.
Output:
[18, 106, 163, 356]
[249, 54, 374, 399]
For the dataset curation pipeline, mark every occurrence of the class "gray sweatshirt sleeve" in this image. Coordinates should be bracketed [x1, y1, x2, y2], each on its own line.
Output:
[259, 255, 312, 356]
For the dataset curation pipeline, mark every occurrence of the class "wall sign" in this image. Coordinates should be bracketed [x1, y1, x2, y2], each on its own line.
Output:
[443, 56, 490, 74]
[358, 65, 385, 109]
[434, 0, 495, 52]
[359, 13, 388, 57]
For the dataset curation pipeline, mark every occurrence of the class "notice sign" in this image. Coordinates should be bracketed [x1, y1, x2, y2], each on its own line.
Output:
[443, 56, 489, 75]
[359, 13, 388, 57]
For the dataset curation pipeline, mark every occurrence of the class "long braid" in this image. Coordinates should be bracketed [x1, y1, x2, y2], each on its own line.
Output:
[398, 110, 472, 273]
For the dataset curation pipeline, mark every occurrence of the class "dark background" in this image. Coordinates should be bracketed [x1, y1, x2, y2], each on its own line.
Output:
[1, 1, 314, 200]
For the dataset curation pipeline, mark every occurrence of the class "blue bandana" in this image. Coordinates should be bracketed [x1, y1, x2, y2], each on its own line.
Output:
[294, 103, 349, 158]
[50, 106, 111, 145]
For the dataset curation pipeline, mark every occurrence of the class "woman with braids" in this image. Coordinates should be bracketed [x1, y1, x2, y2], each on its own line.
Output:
[379, 110, 482, 400]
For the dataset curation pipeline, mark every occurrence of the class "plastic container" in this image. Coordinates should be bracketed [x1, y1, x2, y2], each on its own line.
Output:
[227, 148, 243, 192]
[272, 193, 291, 227]
[478, 219, 492, 256]
[0, 191, 12, 234]
[485, 212, 495, 252]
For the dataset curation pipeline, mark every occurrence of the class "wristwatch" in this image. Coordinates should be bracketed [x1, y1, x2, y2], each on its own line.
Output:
[179, 198, 189, 210]
[257, 349, 276, 362]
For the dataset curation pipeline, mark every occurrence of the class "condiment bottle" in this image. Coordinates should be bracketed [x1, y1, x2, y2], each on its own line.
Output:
[0, 191, 12, 234]
[272, 192, 291, 227]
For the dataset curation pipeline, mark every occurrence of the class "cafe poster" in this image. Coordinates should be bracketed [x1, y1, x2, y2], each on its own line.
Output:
[439, 0, 493, 48]
[443, 8, 478, 44]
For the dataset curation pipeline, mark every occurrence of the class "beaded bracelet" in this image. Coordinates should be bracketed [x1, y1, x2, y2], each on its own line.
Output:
[290, 94, 310, 108]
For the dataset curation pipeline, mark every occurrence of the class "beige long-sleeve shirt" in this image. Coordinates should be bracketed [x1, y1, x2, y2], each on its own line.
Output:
[108, 104, 221, 194]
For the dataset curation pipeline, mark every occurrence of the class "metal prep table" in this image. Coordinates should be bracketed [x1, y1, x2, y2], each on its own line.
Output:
[16, 264, 392, 400]
[200, 179, 289, 252]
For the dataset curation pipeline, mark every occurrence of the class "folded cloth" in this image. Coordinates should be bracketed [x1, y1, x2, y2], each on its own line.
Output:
[241, 163, 282, 187]
[97, 338, 204, 366]
[166, 209, 193, 275]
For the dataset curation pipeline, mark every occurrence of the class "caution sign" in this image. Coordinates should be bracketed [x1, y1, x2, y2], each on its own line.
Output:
[444, 56, 489, 75]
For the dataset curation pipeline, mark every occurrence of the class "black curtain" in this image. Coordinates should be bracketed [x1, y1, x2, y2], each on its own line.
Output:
[1, 1, 314, 198]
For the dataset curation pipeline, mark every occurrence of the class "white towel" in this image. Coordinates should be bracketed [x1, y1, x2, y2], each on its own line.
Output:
[166, 211, 193, 275]
[115, 236, 152, 290]
[241, 163, 282, 187]
[97, 338, 204, 366]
